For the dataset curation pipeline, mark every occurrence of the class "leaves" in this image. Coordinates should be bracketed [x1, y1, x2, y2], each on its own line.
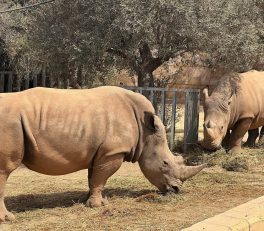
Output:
[1, 0, 264, 85]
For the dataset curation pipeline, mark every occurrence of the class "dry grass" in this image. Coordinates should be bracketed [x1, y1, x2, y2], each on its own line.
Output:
[1, 148, 264, 231]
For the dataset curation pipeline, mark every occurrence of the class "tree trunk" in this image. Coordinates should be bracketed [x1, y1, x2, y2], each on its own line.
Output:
[107, 42, 171, 88]
[136, 43, 164, 88]
[77, 65, 83, 87]
[137, 67, 159, 111]
[137, 68, 154, 87]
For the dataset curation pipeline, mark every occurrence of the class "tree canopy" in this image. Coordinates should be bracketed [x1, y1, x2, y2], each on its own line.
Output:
[1, 0, 264, 86]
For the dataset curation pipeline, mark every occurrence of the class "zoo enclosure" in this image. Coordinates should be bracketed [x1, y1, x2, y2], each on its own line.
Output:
[0, 71, 200, 152]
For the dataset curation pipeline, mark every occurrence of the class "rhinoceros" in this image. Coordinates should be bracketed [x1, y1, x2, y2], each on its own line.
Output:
[0, 86, 205, 221]
[202, 70, 264, 154]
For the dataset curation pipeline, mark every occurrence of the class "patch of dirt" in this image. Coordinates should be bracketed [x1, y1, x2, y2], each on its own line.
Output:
[1, 148, 264, 231]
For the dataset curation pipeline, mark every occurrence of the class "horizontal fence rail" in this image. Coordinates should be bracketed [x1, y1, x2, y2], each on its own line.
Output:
[0, 71, 200, 152]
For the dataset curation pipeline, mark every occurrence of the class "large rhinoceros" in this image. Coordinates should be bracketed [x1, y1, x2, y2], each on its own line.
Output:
[0, 86, 205, 221]
[202, 70, 264, 154]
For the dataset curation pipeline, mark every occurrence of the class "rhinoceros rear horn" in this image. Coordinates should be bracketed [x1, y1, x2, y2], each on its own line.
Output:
[203, 87, 209, 99]
[179, 164, 206, 182]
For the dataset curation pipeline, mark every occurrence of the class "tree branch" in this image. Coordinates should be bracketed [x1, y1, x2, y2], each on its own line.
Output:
[107, 48, 128, 59]
[107, 47, 140, 73]
[0, 0, 55, 14]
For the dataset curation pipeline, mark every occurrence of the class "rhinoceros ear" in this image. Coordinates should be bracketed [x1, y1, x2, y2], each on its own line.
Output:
[144, 112, 162, 132]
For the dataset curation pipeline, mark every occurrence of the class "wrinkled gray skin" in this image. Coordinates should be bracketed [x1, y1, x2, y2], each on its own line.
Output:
[202, 72, 242, 152]
[202, 89, 231, 150]
[202, 71, 264, 154]
[138, 115, 206, 193]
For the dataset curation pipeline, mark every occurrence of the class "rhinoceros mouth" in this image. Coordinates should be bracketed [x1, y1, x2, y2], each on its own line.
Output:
[202, 144, 222, 152]
[170, 185, 180, 193]
[201, 140, 222, 151]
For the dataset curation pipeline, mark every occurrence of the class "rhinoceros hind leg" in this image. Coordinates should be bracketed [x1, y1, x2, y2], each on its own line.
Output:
[244, 128, 259, 148]
[228, 118, 252, 154]
[84, 168, 93, 201]
[86, 153, 124, 208]
[257, 126, 264, 146]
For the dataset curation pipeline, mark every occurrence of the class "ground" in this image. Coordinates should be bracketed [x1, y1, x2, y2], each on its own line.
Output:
[1, 148, 264, 231]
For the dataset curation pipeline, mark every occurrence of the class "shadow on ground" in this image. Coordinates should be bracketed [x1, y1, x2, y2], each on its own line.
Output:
[6, 188, 154, 213]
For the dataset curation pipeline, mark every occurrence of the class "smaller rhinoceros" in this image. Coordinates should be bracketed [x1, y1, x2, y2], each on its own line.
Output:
[0, 86, 205, 222]
[202, 70, 264, 154]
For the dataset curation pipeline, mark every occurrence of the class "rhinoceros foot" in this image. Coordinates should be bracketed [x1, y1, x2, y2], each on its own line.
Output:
[257, 136, 264, 147]
[0, 210, 15, 222]
[86, 196, 108, 208]
[227, 146, 242, 155]
[243, 141, 255, 148]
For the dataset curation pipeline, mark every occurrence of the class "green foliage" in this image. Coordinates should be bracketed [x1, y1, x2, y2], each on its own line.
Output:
[192, 0, 264, 71]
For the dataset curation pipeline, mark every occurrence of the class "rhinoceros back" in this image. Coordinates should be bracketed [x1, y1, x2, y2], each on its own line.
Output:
[232, 71, 264, 129]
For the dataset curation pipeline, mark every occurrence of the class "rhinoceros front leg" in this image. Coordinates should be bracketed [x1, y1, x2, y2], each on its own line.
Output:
[228, 118, 252, 154]
[0, 126, 23, 222]
[86, 153, 124, 208]
[0, 174, 15, 222]
[222, 130, 231, 149]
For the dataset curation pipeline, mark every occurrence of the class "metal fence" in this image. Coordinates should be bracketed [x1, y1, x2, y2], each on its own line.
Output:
[125, 86, 200, 152]
[0, 71, 200, 152]
[0, 71, 47, 92]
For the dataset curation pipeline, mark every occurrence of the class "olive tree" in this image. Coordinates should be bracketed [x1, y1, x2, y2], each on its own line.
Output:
[0, 0, 31, 72]
[192, 0, 264, 71]
[110, 0, 264, 86]
[1, 0, 264, 86]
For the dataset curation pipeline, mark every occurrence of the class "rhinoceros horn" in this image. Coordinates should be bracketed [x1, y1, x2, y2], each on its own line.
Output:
[179, 164, 207, 182]
[207, 120, 216, 128]
[203, 88, 209, 99]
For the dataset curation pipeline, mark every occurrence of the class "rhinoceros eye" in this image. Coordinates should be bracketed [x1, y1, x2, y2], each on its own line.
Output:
[161, 160, 170, 172]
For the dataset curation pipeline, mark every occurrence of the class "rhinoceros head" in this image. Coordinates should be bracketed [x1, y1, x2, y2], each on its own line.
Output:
[201, 87, 232, 150]
[138, 113, 206, 193]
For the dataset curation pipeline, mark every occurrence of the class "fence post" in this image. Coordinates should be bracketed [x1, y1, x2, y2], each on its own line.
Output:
[33, 73, 38, 87]
[0, 72, 4, 93]
[24, 73, 30, 90]
[41, 68, 46, 87]
[7, 72, 13, 92]
[170, 90, 177, 150]
[16, 75, 21, 92]
[184, 89, 200, 152]
[160, 90, 166, 124]
[149, 90, 154, 103]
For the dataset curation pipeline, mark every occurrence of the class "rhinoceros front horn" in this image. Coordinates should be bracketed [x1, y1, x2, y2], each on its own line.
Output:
[179, 164, 207, 182]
